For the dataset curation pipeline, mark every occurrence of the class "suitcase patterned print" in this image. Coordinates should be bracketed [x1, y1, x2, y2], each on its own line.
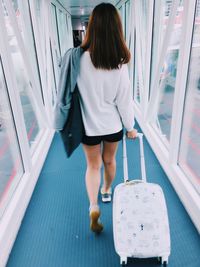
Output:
[113, 181, 170, 264]
[113, 134, 171, 266]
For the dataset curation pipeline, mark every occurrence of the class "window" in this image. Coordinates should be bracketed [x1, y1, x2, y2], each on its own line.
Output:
[51, 4, 61, 59]
[2, 0, 41, 148]
[12, 0, 43, 102]
[119, 6, 125, 34]
[133, 0, 151, 104]
[125, 0, 130, 41]
[57, 9, 68, 56]
[178, 1, 200, 193]
[0, 59, 24, 216]
[150, 0, 184, 143]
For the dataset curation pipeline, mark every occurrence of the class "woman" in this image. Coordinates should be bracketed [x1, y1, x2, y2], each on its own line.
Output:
[77, 3, 137, 233]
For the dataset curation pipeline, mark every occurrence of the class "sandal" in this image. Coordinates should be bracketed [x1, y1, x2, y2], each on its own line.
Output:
[101, 187, 112, 203]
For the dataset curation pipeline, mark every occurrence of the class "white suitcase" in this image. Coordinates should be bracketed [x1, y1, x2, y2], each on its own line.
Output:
[113, 133, 170, 266]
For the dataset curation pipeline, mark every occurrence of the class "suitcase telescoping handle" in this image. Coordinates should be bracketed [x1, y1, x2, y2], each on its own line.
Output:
[123, 133, 147, 183]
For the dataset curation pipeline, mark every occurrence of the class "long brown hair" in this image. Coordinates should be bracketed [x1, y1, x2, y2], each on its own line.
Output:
[81, 3, 131, 70]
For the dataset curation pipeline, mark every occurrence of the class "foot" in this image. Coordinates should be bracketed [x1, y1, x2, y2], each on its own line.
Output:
[90, 209, 103, 233]
[101, 187, 112, 203]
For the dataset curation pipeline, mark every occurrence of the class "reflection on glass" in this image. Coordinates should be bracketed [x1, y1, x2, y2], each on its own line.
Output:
[151, 0, 173, 85]
[179, 2, 200, 193]
[57, 9, 68, 56]
[2, 0, 40, 147]
[11, 0, 43, 102]
[67, 14, 73, 47]
[34, 0, 46, 62]
[50, 51, 57, 106]
[140, 0, 149, 76]
[119, 6, 125, 34]
[0, 60, 24, 211]
[51, 4, 60, 60]
[134, 54, 140, 103]
[125, 0, 130, 41]
[133, 0, 150, 105]
[50, 3, 60, 93]
[151, 0, 184, 142]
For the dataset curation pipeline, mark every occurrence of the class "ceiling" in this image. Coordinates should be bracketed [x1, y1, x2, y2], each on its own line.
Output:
[59, 0, 119, 17]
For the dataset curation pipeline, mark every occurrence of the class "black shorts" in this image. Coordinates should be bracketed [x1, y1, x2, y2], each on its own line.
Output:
[82, 129, 123, 146]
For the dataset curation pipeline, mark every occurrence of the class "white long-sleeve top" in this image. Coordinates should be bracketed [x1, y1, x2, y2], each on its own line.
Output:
[77, 52, 135, 136]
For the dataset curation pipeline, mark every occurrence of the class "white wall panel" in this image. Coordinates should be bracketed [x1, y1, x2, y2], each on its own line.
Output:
[0, 0, 73, 265]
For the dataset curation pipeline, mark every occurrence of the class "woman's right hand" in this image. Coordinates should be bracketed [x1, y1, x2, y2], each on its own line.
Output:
[126, 129, 138, 139]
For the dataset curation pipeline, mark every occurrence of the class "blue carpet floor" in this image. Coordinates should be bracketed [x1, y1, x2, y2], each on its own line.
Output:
[7, 127, 200, 267]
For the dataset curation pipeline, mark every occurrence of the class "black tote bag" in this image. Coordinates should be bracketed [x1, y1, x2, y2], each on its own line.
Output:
[60, 85, 85, 157]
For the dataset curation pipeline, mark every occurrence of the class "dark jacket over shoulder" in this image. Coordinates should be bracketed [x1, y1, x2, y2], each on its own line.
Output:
[53, 47, 84, 131]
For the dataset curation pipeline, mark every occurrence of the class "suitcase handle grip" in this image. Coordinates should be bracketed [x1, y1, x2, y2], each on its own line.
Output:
[123, 132, 147, 183]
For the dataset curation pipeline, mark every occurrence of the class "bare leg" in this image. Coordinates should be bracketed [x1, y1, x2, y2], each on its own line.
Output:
[82, 143, 103, 233]
[83, 144, 102, 206]
[102, 141, 119, 192]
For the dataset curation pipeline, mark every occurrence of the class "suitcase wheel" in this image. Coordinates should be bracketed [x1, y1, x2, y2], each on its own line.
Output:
[158, 257, 168, 266]
[120, 257, 127, 265]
